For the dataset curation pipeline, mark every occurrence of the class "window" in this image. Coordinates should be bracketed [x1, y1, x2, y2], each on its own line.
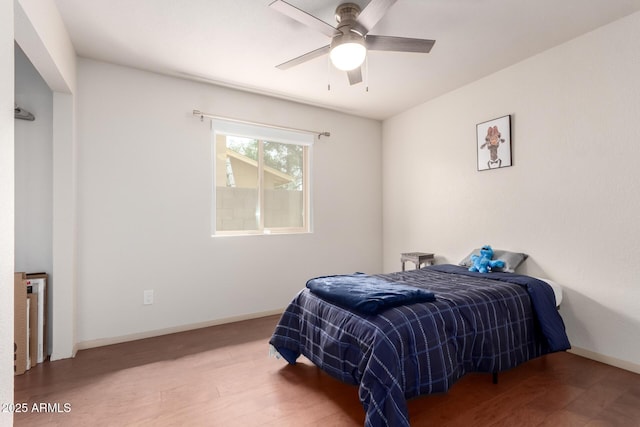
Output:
[212, 119, 312, 235]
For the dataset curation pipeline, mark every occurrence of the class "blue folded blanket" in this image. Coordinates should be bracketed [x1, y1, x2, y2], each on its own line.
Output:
[306, 274, 436, 315]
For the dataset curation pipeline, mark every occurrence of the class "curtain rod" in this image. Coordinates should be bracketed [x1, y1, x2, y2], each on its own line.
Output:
[192, 110, 330, 139]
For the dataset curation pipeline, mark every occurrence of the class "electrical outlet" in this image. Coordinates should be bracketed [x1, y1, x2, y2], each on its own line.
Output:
[143, 290, 154, 305]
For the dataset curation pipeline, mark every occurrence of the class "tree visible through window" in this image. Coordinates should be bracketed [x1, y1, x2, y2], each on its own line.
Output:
[212, 122, 311, 235]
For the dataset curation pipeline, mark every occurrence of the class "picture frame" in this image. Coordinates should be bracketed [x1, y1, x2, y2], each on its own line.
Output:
[476, 115, 512, 171]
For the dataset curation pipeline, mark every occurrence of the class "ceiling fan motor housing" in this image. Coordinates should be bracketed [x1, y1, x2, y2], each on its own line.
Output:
[335, 3, 360, 23]
[329, 3, 367, 71]
[335, 3, 365, 36]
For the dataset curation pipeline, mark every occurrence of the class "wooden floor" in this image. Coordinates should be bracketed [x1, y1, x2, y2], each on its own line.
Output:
[14, 315, 640, 426]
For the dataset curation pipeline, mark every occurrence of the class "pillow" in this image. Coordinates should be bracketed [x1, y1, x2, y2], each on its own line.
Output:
[459, 248, 528, 273]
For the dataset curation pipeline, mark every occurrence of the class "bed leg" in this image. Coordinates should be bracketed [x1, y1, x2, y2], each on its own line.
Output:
[492, 372, 498, 384]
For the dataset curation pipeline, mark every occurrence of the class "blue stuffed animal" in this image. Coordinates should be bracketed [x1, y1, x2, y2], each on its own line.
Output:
[469, 245, 505, 273]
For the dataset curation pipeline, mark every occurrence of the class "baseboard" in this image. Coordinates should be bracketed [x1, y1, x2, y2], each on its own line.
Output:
[76, 309, 284, 351]
[568, 346, 640, 375]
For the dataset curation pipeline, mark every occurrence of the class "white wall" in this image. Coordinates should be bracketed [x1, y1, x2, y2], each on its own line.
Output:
[14, 0, 76, 94]
[14, 44, 53, 278]
[51, 91, 77, 359]
[75, 59, 382, 345]
[383, 11, 640, 369]
[15, 0, 78, 360]
[0, 1, 15, 424]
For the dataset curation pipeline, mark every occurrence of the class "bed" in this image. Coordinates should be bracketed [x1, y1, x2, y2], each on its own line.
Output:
[269, 264, 570, 427]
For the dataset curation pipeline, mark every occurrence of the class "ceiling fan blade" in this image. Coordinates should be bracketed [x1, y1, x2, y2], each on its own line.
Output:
[276, 45, 331, 70]
[347, 67, 363, 85]
[366, 35, 435, 53]
[269, 0, 337, 38]
[356, 0, 398, 34]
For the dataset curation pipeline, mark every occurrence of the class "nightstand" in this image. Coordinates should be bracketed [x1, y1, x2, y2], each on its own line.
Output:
[401, 252, 435, 271]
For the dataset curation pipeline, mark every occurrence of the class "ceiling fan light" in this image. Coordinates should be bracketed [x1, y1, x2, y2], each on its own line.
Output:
[330, 40, 366, 71]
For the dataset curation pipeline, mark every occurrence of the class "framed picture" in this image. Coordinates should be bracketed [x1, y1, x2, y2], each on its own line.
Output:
[476, 115, 512, 171]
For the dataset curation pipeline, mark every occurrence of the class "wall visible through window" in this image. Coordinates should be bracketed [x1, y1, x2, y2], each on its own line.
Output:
[212, 120, 312, 235]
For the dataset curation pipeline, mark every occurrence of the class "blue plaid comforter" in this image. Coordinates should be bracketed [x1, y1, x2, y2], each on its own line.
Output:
[269, 265, 570, 427]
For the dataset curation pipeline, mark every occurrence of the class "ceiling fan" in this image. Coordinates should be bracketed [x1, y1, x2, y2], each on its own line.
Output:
[269, 0, 436, 85]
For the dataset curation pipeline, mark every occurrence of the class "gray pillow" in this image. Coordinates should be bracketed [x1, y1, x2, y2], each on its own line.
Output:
[459, 248, 528, 273]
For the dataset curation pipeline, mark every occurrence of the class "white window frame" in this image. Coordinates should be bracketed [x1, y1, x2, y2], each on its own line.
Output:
[211, 119, 313, 236]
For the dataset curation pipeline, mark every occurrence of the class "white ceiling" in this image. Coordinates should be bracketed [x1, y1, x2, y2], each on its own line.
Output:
[53, 0, 640, 120]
